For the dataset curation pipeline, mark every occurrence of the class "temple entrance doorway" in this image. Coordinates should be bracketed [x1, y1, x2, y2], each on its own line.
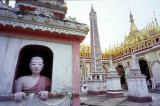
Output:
[139, 60, 151, 88]
[116, 65, 126, 89]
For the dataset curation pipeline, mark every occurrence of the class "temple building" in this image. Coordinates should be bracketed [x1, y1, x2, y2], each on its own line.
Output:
[80, 12, 160, 89]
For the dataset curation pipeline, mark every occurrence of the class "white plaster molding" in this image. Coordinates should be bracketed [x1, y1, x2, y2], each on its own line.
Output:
[0, 17, 86, 36]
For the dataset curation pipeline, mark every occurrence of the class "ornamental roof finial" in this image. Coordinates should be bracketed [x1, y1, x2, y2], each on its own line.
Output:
[91, 4, 94, 11]
[154, 12, 160, 28]
[129, 11, 137, 32]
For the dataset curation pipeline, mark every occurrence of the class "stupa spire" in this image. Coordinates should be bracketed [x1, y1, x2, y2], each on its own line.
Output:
[130, 11, 137, 32]
[154, 12, 160, 29]
[108, 56, 117, 72]
[130, 52, 140, 71]
[106, 56, 123, 97]
[90, 5, 103, 74]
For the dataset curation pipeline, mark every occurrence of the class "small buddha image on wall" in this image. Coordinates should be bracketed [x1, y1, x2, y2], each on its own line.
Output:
[127, 61, 130, 67]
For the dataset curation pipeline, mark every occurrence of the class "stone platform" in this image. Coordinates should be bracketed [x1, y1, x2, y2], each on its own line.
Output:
[80, 90, 160, 106]
[87, 90, 106, 95]
[106, 92, 124, 98]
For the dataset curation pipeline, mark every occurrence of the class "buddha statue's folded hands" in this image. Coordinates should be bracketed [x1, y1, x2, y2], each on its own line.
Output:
[38, 91, 49, 100]
[14, 92, 25, 102]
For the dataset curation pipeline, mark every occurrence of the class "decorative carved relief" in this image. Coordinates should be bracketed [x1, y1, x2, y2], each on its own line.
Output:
[0, 19, 85, 36]
[37, 0, 65, 6]
[17, 2, 64, 17]
[0, 90, 79, 106]
[138, 54, 151, 66]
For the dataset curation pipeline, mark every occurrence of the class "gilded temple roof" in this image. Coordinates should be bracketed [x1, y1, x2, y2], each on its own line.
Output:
[80, 12, 160, 60]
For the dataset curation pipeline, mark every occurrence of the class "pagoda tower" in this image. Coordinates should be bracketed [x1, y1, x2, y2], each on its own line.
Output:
[87, 5, 106, 95]
[126, 53, 152, 102]
[90, 5, 104, 80]
[106, 57, 123, 97]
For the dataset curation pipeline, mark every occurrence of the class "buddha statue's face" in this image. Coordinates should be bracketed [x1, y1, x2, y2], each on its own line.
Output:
[29, 57, 44, 74]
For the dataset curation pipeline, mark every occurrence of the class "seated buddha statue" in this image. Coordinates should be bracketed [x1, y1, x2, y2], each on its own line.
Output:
[14, 56, 51, 101]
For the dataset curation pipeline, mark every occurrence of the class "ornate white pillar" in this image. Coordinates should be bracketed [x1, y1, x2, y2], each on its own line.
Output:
[87, 5, 106, 95]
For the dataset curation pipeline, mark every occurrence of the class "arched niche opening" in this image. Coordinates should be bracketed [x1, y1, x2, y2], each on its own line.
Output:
[156, 38, 159, 43]
[13, 45, 53, 92]
[116, 65, 126, 88]
[139, 60, 151, 87]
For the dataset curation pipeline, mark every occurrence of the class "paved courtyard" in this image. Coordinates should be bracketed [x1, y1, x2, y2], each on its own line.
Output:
[80, 91, 160, 106]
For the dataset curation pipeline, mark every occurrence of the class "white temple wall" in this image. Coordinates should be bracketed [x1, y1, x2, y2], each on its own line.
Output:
[156, 49, 160, 60]
[145, 51, 157, 62]
[113, 58, 132, 68]
[0, 36, 73, 93]
[151, 62, 160, 84]
[0, 37, 22, 93]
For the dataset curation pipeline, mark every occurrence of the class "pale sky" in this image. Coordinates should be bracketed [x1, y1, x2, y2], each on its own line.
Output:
[8, 0, 160, 51]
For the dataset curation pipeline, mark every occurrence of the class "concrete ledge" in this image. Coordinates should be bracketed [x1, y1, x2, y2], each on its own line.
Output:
[127, 96, 152, 103]
[87, 90, 106, 95]
[106, 93, 124, 98]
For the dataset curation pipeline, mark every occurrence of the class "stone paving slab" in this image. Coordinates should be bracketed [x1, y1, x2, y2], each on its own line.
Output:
[80, 93, 126, 106]
[80, 91, 160, 106]
[80, 94, 109, 106]
[117, 93, 160, 106]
